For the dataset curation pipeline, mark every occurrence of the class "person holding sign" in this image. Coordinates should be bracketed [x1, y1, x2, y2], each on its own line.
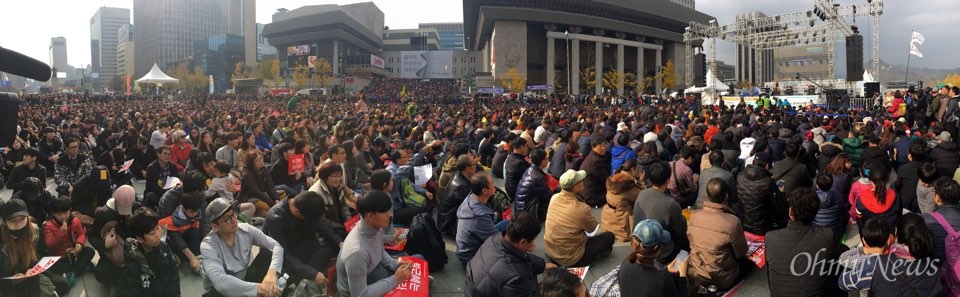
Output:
[0, 199, 70, 296]
[337, 190, 414, 297]
[270, 143, 306, 197]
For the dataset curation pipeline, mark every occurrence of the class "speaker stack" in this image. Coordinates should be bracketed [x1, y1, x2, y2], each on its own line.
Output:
[846, 33, 864, 82]
[0, 92, 19, 147]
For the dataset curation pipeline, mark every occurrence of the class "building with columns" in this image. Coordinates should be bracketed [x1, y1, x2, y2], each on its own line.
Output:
[463, 0, 713, 95]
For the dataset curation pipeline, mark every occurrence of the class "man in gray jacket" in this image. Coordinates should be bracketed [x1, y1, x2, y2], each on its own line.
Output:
[201, 198, 284, 297]
[696, 151, 734, 208]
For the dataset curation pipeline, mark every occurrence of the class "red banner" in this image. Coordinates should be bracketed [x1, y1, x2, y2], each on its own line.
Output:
[125, 74, 131, 95]
[745, 232, 766, 268]
[288, 154, 304, 175]
[385, 257, 429, 297]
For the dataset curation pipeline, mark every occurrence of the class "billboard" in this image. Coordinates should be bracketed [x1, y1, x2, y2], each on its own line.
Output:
[286, 44, 316, 68]
[371, 55, 385, 69]
[399, 51, 453, 79]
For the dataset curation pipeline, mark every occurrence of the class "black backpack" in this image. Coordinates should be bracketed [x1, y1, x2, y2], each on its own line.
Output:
[405, 213, 447, 272]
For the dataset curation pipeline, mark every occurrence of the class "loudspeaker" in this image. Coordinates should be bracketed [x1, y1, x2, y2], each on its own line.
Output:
[846, 34, 864, 81]
[864, 82, 880, 98]
[0, 93, 19, 148]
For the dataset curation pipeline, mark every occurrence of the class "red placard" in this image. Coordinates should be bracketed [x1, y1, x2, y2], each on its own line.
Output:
[385, 227, 408, 251]
[288, 154, 305, 175]
[2, 256, 60, 279]
[744, 232, 766, 268]
[546, 175, 559, 192]
[385, 257, 429, 297]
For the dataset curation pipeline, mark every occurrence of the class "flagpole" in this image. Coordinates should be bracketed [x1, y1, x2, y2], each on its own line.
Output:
[905, 30, 913, 85]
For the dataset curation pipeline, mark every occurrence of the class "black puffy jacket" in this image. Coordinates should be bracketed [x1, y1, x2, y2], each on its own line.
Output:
[861, 146, 891, 174]
[465, 234, 545, 297]
[515, 166, 551, 220]
[931, 141, 960, 178]
[737, 165, 781, 235]
[504, 153, 530, 199]
[439, 172, 472, 236]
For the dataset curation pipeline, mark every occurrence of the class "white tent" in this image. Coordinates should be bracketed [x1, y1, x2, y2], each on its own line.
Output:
[135, 63, 179, 86]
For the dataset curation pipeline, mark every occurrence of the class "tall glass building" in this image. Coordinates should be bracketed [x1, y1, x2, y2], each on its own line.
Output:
[194, 34, 245, 92]
[419, 23, 464, 50]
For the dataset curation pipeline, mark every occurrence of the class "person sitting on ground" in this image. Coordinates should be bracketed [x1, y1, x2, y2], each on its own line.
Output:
[922, 178, 960, 263]
[88, 184, 140, 288]
[262, 191, 333, 292]
[384, 150, 432, 226]
[838, 217, 896, 296]
[544, 169, 615, 267]
[504, 137, 531, 200]
[70, 166, 114, 225]
[514, 149, 552, 221]
[601, 159, 642, 241]
[916, 163, 938, 214]
[634, 161, 690, 264]
[813, 174, 844, 241]
[239, 152, 279, 217]
[144, 145, 179, 208]
[336, 190, 413, 297]
[4, 147, 46, 197]
[201, 198, 285, 297]
[465, 212, 555, 297]
[54, 137, 95, 196]
[0, 199, 70, 296]
[765, 188, 840, 297]
[538, 268, 588, 297]
[617, 219, 688, 297]
[579, 136, 611, 207]
[456, 172, 509, 266]
[687, 178, 748, 292]
[116, 208, 181, 297]
[208, 161, 255, 219]
[439, 155, 479, 236]
[42, 196, 96, 286]
[271, 143, 307, 196]
[159, 192, 204, 274]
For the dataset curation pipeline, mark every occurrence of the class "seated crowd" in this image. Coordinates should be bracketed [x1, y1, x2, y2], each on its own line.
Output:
[0, 84, 958, 297]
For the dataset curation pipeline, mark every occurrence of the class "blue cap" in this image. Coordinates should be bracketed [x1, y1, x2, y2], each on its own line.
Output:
[632, 219, 671, 248]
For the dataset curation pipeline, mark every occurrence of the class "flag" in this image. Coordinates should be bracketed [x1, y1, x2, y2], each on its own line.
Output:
[399, 84, 406, 97]
[910, 43, 924, 58]
[911, 31, 925, 45]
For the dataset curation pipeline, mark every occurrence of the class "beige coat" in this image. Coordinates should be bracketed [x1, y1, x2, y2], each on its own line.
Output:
[544, 190, 599, 266]
[600, 172, 641, 241]
[686, 201, 748, 290]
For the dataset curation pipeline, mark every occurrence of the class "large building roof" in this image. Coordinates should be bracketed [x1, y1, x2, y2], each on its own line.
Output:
[262, 5, 383, 53]
[463, 0, 714, 49]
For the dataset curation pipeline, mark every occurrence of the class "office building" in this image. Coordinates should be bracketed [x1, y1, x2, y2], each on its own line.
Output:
[91, 7, 130, 83]
[735, 11, 775, 85]
[133, 0, 223, 76]
[117, 24, 135, 80]
[49, 37, 68, 73]
[419, 23, 465, 50]
[195, 34, 245, 92]
[256, 23, 277, 61]
[223, 0, 257, 66]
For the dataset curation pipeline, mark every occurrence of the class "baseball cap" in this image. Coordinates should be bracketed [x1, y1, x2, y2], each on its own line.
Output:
[0, 199, 29, 221]
[205, 198, 237, 224]
[113, 185, 136, 216]
[938, 131, 952, 143]
[559, 170, 587, 189]
[633, 219, 672, 248]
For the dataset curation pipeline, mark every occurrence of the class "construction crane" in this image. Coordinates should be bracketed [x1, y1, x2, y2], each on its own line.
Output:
[684, 0, 883, 88]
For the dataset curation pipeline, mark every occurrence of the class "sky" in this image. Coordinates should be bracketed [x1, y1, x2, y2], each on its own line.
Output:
[3, 0, 957, 73]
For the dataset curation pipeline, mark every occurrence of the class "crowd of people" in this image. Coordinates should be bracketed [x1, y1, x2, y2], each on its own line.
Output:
[0, 82, 958, 296]
[362, 78, 460, 103]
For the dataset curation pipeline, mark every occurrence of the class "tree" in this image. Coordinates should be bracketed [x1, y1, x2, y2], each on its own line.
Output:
[270, 59, 283, 88]
[189, 66, 208, 93]
[312, 57, 336, 90]
[641, 76, 655, 94]
[231, 61, 248, 88]
[257, 59, 276, 83]
[108, 75, 125, 93]
[623, 72, 638, 89]
[656, 60, 676, 92]
[943, 73, 960, 88]
[291, 61, 310, 89]
[581, 67, 597, 91]
[500, 67, 527, 93]
[602, 70, 638, 94]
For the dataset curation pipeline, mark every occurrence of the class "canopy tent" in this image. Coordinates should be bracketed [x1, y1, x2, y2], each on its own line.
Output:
[684, 68, 729, 105]
[135, 63, 179, 86]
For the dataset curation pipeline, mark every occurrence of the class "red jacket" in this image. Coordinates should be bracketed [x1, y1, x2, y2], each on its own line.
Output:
[43, 217, 86, 256]
[170, 142, 192, 172]
[887, 97, 904, 116]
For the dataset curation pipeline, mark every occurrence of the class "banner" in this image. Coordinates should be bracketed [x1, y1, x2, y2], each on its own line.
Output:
[399, 51, 453, 79]
[745, 232, 766, 268]
[910, 43, 924, 58]
[911, 31, 925, 45]
[385, 257, 429, 297]
[345, 77, 357, 94]
[477, 87, 504, 94]
[125, 74, 131, 95]
[371, 55, 385, 69]
[526, 84, 553, 91]
[288, 154, 305, 175]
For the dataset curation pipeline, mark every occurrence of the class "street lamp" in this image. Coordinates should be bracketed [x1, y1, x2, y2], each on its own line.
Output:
[565, 30, 570, 95]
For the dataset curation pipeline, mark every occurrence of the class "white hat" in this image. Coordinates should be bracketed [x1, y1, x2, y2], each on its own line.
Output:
[643, 132, 658, 143]
[617, 122, 628, 131]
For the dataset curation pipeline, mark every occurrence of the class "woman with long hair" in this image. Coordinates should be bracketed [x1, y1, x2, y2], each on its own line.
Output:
[855, 168, 901, 232]
[237, 132, 258, 175]
[0, 199, 68, 296]
[197, 131, 216, 156]
[564, 140, 584, 172]
[825, 153, 854, 200]
[239, 151, 278, 217]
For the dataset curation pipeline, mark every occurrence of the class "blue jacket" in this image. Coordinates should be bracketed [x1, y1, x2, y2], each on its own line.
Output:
[385, 163, 427, 211]
[813, 189, 843, 237]
[610, 145, 637, 174]
[456, 193, 498, 265]
[255, 134, 273, 151]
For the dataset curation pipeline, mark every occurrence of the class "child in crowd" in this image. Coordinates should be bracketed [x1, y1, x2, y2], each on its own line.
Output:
[117, 208, 181, 297]
[916, 163, 938, 213]
[42, 196, 96, 286]
[208, 161, 256, 218]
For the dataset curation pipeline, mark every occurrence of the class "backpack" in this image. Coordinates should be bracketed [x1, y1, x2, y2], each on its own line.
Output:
[405, 213, 447, 272]
[897, 102, 907, 117]
[931, 212, 960, 295]
[399, 178, 427, 207]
